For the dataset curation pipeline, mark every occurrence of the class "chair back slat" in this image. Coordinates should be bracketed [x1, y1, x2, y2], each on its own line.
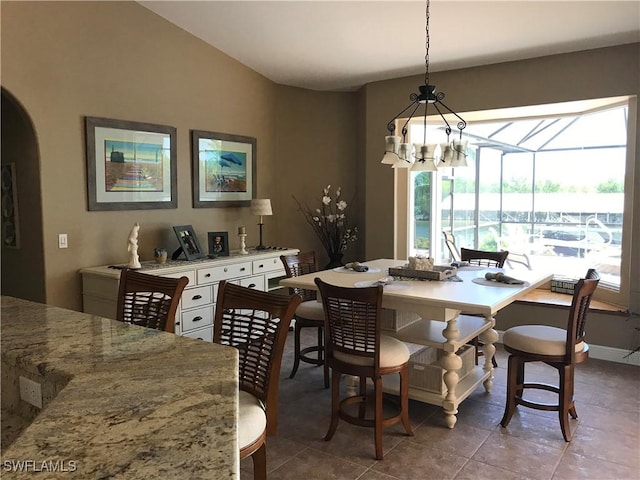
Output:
[280, 251, 318, 302]
[213, 281, 301, 434]
[460, 247, 509, 267]
[116, 269, 189, 333]
[315, 278, 383, 369]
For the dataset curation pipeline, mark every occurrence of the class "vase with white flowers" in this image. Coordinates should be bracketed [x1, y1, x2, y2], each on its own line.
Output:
[293, 185, 358, 269]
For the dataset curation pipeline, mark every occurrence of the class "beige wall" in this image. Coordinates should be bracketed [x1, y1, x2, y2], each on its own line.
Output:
[1, 2, 358, 310]
[274, 85, 361, 266]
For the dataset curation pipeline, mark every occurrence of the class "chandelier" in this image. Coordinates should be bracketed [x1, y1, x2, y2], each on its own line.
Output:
[382, 0, 468, 170]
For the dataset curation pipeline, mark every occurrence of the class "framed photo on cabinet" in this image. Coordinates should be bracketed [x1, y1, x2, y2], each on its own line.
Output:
[191, 130, 256, 208]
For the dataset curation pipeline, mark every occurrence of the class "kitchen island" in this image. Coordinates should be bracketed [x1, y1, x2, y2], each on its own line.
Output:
[1, 296, 238, 479]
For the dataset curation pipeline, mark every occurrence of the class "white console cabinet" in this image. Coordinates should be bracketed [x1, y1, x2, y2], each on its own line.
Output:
[80, 248, 299, 342]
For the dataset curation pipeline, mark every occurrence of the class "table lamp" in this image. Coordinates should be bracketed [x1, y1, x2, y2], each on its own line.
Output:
[250, 198, 272, 250]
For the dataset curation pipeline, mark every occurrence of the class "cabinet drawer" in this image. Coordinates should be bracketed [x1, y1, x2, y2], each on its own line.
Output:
[182, 325, 214, 342]
[239, 275, 265, 291]
[180, 306, 213, 333]
[197, 262, 252, 284]
[252, 257, 284, 275]
[181, 285, 212, 309]
[163, 270, 196, 286]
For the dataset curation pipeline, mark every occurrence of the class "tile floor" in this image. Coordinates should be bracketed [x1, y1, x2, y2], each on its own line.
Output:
[241, 330, 640, 480]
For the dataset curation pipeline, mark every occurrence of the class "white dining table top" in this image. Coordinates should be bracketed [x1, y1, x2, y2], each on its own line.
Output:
[280, 258, 553, 319]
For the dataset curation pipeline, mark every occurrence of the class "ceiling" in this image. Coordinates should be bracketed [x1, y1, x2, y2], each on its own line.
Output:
[139, 1, 640, 92]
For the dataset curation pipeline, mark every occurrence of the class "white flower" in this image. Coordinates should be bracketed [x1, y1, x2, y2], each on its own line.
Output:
[292, 185, 357, 257]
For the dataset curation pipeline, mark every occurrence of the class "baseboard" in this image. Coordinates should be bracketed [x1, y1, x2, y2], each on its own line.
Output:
[495, 330, 640, 366]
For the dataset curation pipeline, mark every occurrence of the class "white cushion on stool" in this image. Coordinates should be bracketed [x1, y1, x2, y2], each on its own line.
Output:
[238, 390, 266, 451]
[334, 335, 410, 368]
[503, 325, 586, 356]
[295, 300, 325, 321]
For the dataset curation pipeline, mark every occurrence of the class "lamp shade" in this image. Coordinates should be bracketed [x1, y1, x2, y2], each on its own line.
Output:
[250, 198, 272, 216]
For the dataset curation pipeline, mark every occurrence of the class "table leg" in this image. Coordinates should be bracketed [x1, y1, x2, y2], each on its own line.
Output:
[479, 317, 499, 392]
[442, 316, 463, 428]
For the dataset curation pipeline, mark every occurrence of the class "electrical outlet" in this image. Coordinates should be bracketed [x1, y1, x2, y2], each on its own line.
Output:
[19, 376, 43, 408]
[58, 233, 68, 249]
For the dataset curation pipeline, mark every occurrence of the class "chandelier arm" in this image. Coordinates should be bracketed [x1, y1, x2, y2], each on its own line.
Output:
[432, 103, 453, 138]
[399, 102, 422, 142]
[387, 100, 420, 134]
[435, 99, 467, 133]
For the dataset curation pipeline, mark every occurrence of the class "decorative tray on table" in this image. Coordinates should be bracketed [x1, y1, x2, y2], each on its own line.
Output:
[387, 265, 457, 281]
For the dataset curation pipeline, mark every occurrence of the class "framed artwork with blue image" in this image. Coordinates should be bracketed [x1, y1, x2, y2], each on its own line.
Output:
[191, 130, 256, 208]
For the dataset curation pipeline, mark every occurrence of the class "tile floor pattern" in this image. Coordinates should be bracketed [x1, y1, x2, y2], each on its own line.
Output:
[241, 329, 640, 480]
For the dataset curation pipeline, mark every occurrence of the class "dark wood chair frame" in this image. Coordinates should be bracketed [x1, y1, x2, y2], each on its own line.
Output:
[500, 269, 599, 441]
[116, 268, 189, 333]
[213, 280, 301, 480]
[315, 278, 413, 460]
[280, 251, 329, 388]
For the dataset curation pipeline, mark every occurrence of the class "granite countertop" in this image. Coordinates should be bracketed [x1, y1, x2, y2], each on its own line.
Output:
[0, 296, 238, 479]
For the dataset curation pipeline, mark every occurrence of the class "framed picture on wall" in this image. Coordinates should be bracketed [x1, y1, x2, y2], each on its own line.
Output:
[207, 231, 230, 257]
[172, 225, 205, 261]
[191, 130, 256, 208]
[85, 116, 177, 211]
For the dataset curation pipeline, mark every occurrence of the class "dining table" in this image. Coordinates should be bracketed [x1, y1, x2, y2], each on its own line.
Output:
[280, 258, 553, 428]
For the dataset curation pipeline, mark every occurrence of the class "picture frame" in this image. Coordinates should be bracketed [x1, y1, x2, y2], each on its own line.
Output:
[208, 231, 230, 257]
[191, 130, 256, 208]
[172, 225, 205, 261]
[85, 116, 177, 211]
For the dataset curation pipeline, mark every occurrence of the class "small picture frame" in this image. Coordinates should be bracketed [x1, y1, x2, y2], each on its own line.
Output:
[172, 225, 205, 261]
[208, 231, 230, 257]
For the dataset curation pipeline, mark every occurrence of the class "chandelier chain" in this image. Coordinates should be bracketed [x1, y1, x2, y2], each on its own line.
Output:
[424, 0, 430, 86]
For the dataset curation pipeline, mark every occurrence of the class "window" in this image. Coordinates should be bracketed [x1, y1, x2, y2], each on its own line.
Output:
[402, 97, 634, 305]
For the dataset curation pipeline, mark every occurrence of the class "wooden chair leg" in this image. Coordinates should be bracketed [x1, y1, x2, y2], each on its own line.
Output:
[251, 442, 267, 480]
[358, 375, 367, 419]
[289, 322, 302, 379]
[324, 370, 341, 441]
[559, 364, 575, 442]
[374, 376, 383, 460]
[500, 355, 521, 428]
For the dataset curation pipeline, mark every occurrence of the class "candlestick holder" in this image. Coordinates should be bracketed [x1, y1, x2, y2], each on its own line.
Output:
[238, 233, 248, 254]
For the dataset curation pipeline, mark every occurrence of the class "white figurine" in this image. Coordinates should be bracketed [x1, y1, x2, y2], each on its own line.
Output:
[127, 222, 141, 269]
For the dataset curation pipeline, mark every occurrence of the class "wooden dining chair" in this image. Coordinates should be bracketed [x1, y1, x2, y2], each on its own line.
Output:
[213, 281, 301, 480]
[442, 230, 462, 263]
[280, 251, 329, 388]
[315, 278, 413, 460]
[500, 269, 599, 441]
[116, 268, 189, 333]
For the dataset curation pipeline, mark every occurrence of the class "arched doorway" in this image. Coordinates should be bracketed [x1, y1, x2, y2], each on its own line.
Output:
[1, 87, 45, 302]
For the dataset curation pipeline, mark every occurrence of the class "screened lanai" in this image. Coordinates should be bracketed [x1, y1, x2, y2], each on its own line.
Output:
[409, 98, 630, 289]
